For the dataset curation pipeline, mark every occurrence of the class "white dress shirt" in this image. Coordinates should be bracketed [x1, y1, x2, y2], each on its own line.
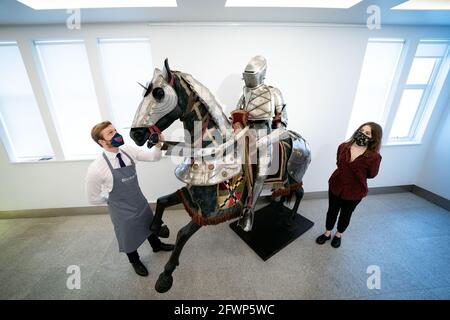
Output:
[85, 144, 162, 205]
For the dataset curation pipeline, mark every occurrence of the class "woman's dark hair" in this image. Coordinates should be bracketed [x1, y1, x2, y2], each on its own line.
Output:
[345, 122, 383, 153]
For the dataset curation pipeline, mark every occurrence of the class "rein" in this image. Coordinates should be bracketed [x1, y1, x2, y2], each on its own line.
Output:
[162, 127, 290, 158]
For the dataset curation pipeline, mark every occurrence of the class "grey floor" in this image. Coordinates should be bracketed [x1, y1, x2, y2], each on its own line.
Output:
[0, 192, 449, 300]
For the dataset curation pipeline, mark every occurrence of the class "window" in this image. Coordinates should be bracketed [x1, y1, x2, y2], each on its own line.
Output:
[98, 38, 153, 140]
[348, 38, 449, 145]
[346, 39, 404, 139]
[0, 42, 54, 162]
[35, 40, 101, 159]
[389, 40, 449, 143]
[389, 89, 423, 138]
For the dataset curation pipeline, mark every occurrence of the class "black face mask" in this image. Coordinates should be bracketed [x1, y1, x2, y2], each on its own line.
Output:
[354, 131, 371, 146]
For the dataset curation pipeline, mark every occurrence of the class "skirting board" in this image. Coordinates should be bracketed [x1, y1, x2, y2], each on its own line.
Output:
[411, 185, 450, 211]
[300, 185, 414, 200]
[1, 184, 448, 219]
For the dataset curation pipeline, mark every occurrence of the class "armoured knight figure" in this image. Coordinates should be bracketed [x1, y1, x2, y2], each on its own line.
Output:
[234, 55, 288, 232]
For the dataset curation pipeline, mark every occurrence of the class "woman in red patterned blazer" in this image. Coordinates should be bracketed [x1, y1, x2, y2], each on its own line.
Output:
[316, 122, 383, 248]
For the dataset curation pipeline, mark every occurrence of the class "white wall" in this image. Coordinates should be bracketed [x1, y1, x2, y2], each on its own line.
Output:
[416, 98, 450, 200]
[0, 23, 449, 211]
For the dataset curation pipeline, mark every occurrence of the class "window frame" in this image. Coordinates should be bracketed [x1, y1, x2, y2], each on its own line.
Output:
[0, 41, 56, 162]
[386, 39, 450, 145]
[345, 38, 407, 142]
[0, 36, 155, 163]
[33, 39, 103, 160]
[97, 37, 153, 133]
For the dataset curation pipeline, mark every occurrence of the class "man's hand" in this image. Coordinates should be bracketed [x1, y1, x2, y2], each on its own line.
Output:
[155, 134, 165, 148]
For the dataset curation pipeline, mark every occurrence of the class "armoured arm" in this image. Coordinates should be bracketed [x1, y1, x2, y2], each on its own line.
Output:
[236, 94, 245, 110]
[270, 87, 287, 128]
[230, 94, 247, 130]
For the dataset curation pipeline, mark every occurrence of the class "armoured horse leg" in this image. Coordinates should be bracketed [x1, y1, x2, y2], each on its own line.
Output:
[271, 193, 285, 208]
[290, 186, 304, 221]
[155, 220, 202, 293]
[150, 191, 181, 235]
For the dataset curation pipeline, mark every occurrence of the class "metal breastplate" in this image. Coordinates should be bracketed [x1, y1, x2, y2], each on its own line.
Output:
[241, 85, 274, 121]
[175, 156, 241, 186]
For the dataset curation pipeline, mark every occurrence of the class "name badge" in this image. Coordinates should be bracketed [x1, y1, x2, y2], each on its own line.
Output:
[121, 173, 137, 183]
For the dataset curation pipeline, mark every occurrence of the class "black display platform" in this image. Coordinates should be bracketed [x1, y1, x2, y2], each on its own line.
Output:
[229, 203, 314, 261]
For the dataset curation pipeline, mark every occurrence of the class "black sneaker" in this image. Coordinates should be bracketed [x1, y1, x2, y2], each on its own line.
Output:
[131, 260, 149, 277]
[331, 236, 341, 248]
[152, 242, 175, 253]
[315, 234, 331, 245]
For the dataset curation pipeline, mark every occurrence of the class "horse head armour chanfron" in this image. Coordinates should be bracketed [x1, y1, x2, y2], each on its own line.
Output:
[130, 59, 180, 149]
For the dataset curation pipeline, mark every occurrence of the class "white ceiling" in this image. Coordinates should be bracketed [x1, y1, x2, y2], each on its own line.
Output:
[1, 0, 450, 26]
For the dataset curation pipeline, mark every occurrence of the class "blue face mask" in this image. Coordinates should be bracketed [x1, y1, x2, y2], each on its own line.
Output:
[111, 132, 124, 147]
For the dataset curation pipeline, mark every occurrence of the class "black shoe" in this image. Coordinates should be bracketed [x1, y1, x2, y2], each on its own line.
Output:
[152, 242, 175, 253]
[131, 260, 149, 277]
[158, 225, 170, 238]
[331, 236, 341, 248]
[316, 234, 331, 245]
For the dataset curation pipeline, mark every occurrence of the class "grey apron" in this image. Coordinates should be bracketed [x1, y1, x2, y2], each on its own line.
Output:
[103, 150, 153, 253]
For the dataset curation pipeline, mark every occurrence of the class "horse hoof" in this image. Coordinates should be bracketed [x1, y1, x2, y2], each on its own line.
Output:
[155, 273, 173, 293]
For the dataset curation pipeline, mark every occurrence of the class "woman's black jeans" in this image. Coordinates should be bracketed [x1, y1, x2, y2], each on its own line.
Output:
[325, 189, 361, 233]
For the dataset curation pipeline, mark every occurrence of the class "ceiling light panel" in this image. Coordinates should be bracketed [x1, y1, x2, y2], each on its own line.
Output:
[391, 0, 450, 10]
[225, 0, 363, 9]
[17, 0, 177, 10]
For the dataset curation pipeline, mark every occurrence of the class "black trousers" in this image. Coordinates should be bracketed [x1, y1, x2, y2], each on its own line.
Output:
[126, 233, 161, 263]
[325, 189, 361, 233]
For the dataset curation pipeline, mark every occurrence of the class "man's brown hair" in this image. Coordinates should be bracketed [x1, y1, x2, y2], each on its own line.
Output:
[91, 121, 112, 146]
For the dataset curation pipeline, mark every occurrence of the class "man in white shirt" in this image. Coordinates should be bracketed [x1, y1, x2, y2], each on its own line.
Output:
[86, 121, 174, 277]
